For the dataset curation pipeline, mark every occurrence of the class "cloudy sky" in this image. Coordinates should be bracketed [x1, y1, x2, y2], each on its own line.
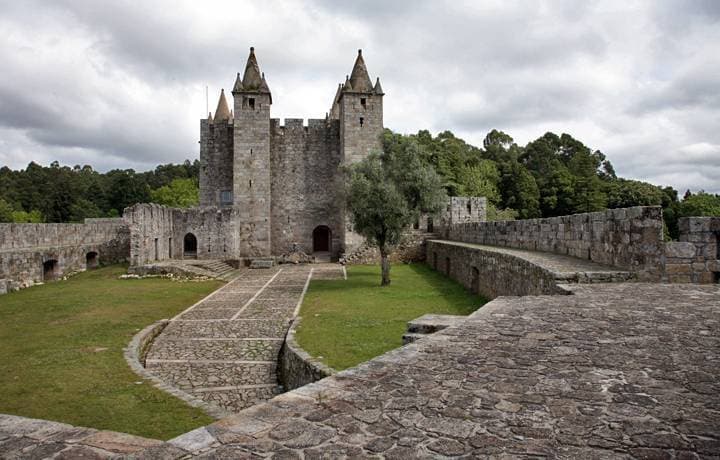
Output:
[0, 0, 718, 193]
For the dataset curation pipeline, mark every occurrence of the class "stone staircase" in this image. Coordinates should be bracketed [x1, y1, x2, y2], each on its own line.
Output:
[402, 314, 467, 344]
[183, 260, 238, 280]
[341, 231, 437, 265]
[129, 259, 240, 280]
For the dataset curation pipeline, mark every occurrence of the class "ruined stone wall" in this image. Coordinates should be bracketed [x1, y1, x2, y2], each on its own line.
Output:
[270, 118, 343, 258]
[663, 217, 720, 283]
[426, 240, 567, 298]
[0, 219, 129, 291]
[443, 206, 664, 280]
[199, 119, 234, 207]
[125, 203, 241, 266]
[441, 197, 487, 226]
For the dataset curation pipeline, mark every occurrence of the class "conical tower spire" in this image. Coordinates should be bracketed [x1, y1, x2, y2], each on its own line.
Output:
[349, 49, 373, 92]
[214, 89, 231, 121]
[241, 47, 266, 91]
[232, 72, 243, 92]
[374, 77, 384, 95]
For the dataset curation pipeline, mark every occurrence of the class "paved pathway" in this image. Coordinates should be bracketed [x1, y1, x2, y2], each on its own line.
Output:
[155, 282, 720, 458]
[145, 263, 345, 414]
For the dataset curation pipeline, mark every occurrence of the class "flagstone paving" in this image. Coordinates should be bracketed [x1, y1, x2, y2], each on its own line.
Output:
[144, 264, 345, 414]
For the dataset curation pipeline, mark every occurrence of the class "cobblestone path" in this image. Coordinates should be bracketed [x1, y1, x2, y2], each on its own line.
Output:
[145, 264, 345, 414]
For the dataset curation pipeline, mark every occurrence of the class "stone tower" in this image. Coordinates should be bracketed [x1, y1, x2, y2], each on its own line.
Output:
[338, 50, 384, 165]
[232, 47, 273, 256]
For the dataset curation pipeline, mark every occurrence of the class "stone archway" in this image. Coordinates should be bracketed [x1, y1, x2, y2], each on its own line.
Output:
[43, 259, 59, 281]
[313, 226, 331, 253]
[86, 252, 99, 269]
[183, 233, 198, 259]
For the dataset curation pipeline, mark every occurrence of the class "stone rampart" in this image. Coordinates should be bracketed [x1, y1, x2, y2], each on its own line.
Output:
[427, 240, 571, 298]
[0, 218, 129, 292]
[442, 206, 664, 280]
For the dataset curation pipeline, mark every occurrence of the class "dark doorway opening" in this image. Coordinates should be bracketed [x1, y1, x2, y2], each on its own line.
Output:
[313, 226, 331, 252]
[184, 233, 198, 258]
[43, 259, 59, 281]
[471, 266, 480, 294]
[427, 217, 434, 233]
[86, 252, 99, 269]
[445, 257, 451, 276]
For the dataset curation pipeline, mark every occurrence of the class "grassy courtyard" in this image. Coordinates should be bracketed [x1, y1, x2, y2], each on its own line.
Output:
[0, 265, 222, 440]
[297, 263, 485, 370]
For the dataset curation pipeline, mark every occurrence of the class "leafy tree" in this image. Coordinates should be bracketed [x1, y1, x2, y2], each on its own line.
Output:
[346, 133, 446, 285]
[606, 179, 664, 209]
[456, 160, 500, 204]
[678, 192, 720, 218]
[11, 209, 43, 223]
[0, 199, 14, 222]
[498, 161, 540, 218]
[150, 178, 199, 208]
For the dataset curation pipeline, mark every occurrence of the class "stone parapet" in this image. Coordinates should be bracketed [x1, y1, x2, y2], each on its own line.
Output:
[279, 317, 336, 391]
[664, 216, 720, 283]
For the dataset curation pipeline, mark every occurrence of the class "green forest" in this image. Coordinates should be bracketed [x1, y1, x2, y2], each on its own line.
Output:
[1, 129, 718, 240]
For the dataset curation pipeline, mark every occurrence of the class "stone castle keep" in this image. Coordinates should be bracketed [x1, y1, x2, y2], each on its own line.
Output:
[194, 47, 384, 261]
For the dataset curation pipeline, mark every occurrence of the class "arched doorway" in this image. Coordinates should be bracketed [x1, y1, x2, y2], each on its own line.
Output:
[313, 226, 331, 253]
[183, 233, 198, 258]
[43, 259, 59, 281]
[86, 252, 99, 269]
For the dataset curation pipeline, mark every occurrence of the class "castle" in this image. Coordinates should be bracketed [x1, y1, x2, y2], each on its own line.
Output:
[197, 47, 384, 260]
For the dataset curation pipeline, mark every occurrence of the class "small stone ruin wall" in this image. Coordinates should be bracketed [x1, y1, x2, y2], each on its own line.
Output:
[426, 240, 567, 299]
[0, 218, 129, 292]
[442, 206, 665, 280]
[663, 217, 720, 283]
[125, 203, 240, 266]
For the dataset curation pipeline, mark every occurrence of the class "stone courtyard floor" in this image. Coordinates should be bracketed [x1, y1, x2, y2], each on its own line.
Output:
[145, 264, 346, 414]
[1, 276, 719, 458]
[156, 282, 720, 458]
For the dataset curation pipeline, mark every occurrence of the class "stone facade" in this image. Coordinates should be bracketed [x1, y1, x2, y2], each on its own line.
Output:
[0, 219, 129, 292]
[188, 47, 384, 263]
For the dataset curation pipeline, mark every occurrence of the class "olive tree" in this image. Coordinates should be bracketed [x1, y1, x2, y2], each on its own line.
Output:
[346, 132, 446, 286]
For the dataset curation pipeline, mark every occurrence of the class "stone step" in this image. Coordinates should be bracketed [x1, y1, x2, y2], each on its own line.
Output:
[191, 385, 283, 413]
[145, 361, 278, 391]
[406, 314, 466, 334]
[250, 259, 275, 269]
[402, 333, 426, 345]
[146, 337, 282, 361]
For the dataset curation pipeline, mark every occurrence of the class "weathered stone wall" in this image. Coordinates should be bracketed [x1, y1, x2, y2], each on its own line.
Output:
[441, 197, 487, 226]
[663, 217, 720, 283]
[199, 118, 234, 207]
[426, 240, 567, 298]
[442, 206, 664, 280]
[270, 118, 343, 258]
[278, 317, 335, 391]
[0, 219, 129, 291]
[125, 203, 242, 266]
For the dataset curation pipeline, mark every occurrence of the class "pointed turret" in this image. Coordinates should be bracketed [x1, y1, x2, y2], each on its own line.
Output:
[259, 72, 270, 93]
[348, 49, 373, 93]
[373, 77, 384, 95]
[342, 75, 353, 92]
[241, 47, 266, 91]
[207, 112, 213, 122]
[214, 89, 231, 121]
[232, 73, 243, 92]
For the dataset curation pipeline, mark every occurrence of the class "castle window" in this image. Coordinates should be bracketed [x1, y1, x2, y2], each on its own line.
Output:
[248, 98, 255, 109]
[360, 98, 366, 107]
[359, 117, 364, 127]
[249, 179, 253, 189]
[220, 190, 233, 205]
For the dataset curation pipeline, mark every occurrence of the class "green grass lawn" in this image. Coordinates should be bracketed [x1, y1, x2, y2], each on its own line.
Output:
[0, 265, 222, 440]
[296, 263, 486, 370]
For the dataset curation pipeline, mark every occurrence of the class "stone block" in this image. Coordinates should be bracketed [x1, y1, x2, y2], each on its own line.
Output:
[665, 264, 692, 274]
[665, 242, 697, 259]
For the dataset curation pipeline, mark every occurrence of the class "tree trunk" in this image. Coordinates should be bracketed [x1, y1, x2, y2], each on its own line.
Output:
[380, 247, 391, 286]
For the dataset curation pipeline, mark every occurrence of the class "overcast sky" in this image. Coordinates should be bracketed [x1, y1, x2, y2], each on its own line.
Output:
[0, 0, 718, 193]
